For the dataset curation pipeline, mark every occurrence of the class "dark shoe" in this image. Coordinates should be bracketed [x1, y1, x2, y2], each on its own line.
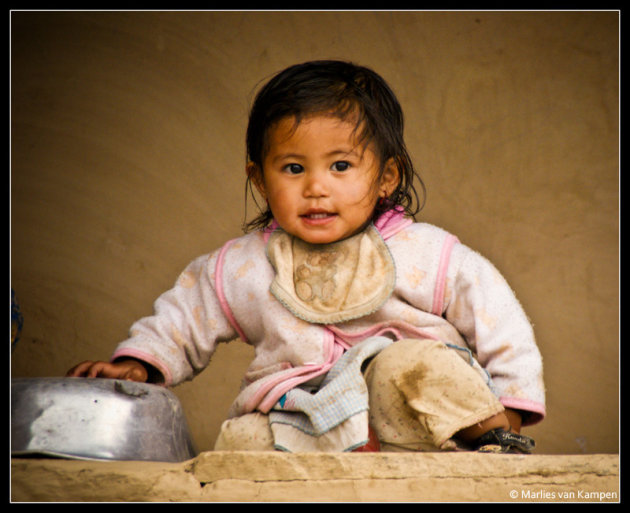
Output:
[475, 428, 536, 454]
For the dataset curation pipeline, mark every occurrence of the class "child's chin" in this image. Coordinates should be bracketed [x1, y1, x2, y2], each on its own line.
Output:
[296, 230, 340, 245]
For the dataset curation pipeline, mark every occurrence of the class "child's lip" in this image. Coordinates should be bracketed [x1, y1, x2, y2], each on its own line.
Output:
[300, 209, 336, 219]
[300, 209, 338, 225]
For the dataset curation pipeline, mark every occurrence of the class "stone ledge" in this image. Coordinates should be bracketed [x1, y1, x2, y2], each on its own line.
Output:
[11, 451, 620, 503]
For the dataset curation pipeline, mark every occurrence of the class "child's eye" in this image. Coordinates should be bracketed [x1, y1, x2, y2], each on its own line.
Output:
[284, 163, 304, 174]
[332, 161, 351, 172]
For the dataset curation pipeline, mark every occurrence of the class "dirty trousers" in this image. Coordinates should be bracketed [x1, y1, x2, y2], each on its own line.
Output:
[214, 338, 505, 452]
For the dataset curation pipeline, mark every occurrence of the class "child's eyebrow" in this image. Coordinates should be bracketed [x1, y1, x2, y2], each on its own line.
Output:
[271, 148, 362, 163]
[269, 152, 302, 163]
[325, 148, 362, 159]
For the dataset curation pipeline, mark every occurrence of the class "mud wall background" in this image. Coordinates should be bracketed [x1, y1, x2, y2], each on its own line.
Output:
[11, 11, 618, 455]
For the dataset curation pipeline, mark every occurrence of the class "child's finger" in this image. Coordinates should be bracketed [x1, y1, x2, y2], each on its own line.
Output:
[65, 360, 97, 377]
[86, 361, 110, 378]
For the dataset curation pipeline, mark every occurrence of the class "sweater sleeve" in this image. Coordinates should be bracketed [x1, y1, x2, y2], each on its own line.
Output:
[442, 244, 546, 425]
[111, 249, 238, 387]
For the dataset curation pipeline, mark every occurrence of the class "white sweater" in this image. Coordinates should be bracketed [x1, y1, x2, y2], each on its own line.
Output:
[112, 210, 545, 425]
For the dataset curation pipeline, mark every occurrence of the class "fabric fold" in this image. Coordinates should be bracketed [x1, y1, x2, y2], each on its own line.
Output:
[269, 336, 393, 452]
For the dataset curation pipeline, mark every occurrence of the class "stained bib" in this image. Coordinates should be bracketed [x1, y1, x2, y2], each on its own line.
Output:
[266, 225, 396, 324]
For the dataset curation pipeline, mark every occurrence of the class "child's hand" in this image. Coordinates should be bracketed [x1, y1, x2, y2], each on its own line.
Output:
[66, 358, 148, 382]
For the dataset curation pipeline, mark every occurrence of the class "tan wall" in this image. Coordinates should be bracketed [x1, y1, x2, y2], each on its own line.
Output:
[11, 11, 618, 455]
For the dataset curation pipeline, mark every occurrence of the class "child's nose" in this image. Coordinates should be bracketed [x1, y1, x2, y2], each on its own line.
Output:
[303, 169, 330, 197]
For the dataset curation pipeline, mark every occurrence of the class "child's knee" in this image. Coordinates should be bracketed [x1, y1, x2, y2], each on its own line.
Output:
[364, 337, 454, 381]
[214, 412, 275, 451]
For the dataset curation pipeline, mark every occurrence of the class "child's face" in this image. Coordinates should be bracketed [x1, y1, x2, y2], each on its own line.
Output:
[251, 115, 399, 245]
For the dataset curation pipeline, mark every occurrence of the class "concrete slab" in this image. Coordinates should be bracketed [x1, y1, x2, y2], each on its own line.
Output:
[11, 451, 620, 503]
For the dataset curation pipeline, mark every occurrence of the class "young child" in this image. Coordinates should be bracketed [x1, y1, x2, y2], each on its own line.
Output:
[67, 60, 544, 454]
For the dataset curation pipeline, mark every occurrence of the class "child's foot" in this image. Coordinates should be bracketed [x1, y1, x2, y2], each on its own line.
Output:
[474, 428, 535, 454]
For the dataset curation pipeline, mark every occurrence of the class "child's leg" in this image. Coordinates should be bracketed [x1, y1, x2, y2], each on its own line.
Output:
[214, 412, 275, 451]
[455, 412, 510, 443]
[364, 338, 506, 452]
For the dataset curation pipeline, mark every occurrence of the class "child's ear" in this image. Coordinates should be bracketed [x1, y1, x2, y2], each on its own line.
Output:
[379, 158, 401, 199]
[246, 162, 266, 198]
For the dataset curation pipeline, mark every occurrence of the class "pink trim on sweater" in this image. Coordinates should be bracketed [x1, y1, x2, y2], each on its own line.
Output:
[262, 220, 280, 243]
[326, 321, 440, 347]
[244, 329, 344, 413]
[500, 396, 546, 426]
[431, 234, 459, 315]
[111, 348, 173, 387]
[215, 239, 249, 343]
[373, 206, 413, 240]
[257, 345, 344, 413]
[244, 363, 320, 413]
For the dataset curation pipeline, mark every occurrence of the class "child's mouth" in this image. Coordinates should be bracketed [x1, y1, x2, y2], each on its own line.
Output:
[300, 211, 337, 224]
[303, 213, 334, 219]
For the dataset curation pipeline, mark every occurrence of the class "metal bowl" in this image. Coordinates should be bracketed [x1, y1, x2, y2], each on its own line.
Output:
[11, 377, 197, 462]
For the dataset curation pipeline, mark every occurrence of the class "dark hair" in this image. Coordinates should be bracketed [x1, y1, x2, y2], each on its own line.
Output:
[243, 60, 425, 232]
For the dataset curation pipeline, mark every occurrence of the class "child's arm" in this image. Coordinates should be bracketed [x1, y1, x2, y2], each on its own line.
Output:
[443, 245, 546, 425]
[66, 248, 239, 386]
